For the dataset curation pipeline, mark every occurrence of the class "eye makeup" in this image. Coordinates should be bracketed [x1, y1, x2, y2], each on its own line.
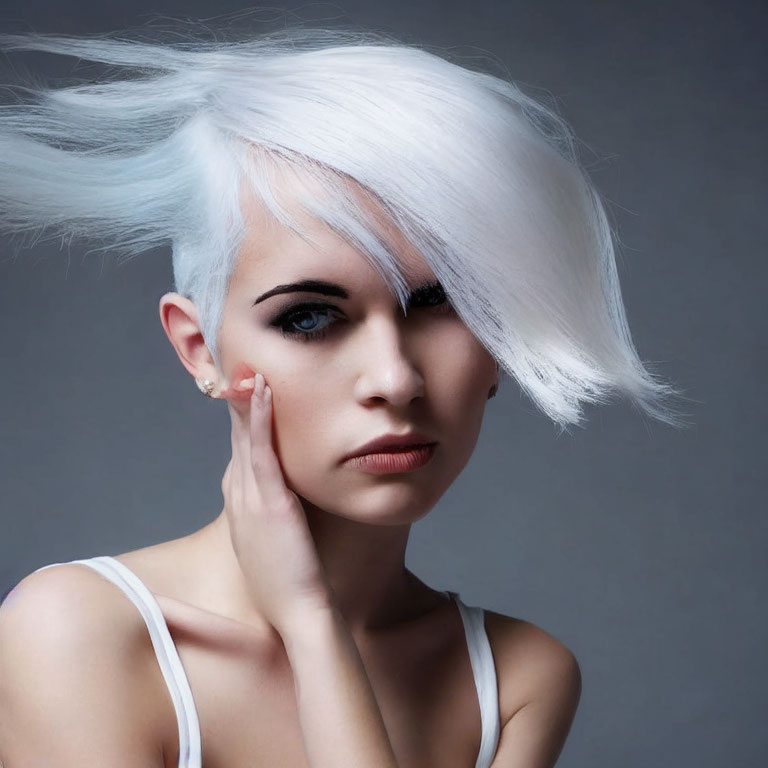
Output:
[408, 281, 448, 309]
[270, 301, 344, 342]
[266, 280, 453, 343]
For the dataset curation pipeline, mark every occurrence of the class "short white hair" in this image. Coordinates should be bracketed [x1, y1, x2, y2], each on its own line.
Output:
[0, 23, 681, 427]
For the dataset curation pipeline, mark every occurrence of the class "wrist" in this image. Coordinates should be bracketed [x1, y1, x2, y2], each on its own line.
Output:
[278, 601, 344, 655]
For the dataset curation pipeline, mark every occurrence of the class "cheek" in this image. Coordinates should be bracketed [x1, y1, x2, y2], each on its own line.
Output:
[430, 328, 496, 406]
[268, 383, 333, 478]
[428, 329, 495, 450]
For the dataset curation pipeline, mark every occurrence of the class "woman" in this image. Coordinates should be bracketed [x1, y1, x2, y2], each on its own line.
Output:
[0, 23, 679, 767]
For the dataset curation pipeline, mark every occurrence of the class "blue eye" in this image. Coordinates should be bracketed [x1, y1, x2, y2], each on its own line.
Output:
[271, 302, 341, 342]
[269, 284, 453, 344]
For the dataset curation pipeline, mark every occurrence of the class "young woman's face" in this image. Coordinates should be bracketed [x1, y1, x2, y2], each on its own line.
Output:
[215, 181, 498, 525]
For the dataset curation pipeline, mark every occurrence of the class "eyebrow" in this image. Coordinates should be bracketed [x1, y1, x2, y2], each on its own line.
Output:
[252, 280, 350, 306]
[252, 278, 443, 306]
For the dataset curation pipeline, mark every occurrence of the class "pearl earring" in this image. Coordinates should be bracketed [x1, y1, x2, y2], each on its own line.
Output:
[195, 378, 215, 398]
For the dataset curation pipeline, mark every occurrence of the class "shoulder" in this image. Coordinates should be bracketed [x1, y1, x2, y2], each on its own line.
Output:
[0, 562, 160, 671]
[0, 563, 172, 763]
[483, 609, 581, 726]
[1, 562, 148, 643]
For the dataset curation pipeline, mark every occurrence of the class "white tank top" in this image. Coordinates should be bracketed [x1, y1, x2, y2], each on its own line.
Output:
[34, 555, 500, 768]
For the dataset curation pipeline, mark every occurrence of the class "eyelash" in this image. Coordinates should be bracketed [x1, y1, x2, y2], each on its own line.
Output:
[270, 284, 453, 342]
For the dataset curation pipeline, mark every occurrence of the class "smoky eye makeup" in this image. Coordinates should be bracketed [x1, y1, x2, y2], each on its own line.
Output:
[408, 280, 448, 308]
[264, 279, 453, 342]
[268, 300, 344, 341]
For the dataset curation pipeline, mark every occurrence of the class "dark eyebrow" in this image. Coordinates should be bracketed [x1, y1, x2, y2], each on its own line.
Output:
[252, 280, 350, 306]
[251, 278, 444, 307]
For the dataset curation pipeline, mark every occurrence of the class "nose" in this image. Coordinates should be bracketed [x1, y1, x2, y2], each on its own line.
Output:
[353, 315, 426, 408]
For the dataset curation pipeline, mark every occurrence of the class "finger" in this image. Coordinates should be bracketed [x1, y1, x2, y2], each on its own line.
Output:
[219, 361, 259, 402]
[220, 379, 255, 402]
[246, 374, 287, 500]
[226, 364, 258, 465]
[228, 400, 247, 477]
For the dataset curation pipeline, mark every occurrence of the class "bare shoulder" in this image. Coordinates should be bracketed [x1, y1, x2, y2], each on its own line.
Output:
[0, 563, 159, 669]
[483, 609, 582, 724]
[0, 563, 172, 765]
[1, 562, 148, 641]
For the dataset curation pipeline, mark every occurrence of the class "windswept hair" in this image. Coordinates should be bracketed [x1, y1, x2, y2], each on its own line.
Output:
[0, 22, 681, 427]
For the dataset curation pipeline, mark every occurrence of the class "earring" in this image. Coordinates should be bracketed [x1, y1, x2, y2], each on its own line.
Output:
[195, 378, 216, 398]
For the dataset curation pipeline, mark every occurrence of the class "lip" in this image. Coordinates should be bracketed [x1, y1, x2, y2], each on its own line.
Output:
[345, 443, 437, 474]
[343, 432, 435, 461]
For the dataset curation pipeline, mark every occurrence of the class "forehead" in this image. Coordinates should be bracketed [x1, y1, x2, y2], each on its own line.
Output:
[232, 160, 433, 295]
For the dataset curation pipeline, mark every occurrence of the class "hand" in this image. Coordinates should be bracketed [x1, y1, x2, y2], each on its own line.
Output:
[219, 366, 334, 636]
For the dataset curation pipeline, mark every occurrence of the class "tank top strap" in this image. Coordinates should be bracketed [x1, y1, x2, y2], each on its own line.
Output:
[444, 590, 501, 768]
[34, 556, 202, 768]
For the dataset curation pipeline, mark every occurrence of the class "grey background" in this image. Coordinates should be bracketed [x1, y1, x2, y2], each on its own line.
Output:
[0, 1, 765, 766]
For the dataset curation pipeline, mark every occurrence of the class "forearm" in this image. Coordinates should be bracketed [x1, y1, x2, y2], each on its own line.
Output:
[281, 606, 399, 768]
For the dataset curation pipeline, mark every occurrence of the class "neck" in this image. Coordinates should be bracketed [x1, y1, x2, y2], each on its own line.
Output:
[188, 500, 434, 639]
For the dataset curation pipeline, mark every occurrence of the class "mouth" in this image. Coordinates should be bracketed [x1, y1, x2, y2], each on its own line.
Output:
[345, 432, 434, 459]
[343, 442, 437, 474]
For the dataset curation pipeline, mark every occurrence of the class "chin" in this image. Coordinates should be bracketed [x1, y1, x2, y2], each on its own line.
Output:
[295, 480, 444, 526]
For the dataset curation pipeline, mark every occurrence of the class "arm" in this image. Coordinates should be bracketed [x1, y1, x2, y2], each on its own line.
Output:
[281, 604, 580, 768]
[219, 371, 400, 767]
[0, 567, 167, 767]
[490, 630, 582, 768]
[281, 606, 399, 768]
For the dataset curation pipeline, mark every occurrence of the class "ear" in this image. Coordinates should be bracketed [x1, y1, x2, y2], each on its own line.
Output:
[159, 292, 221, 391]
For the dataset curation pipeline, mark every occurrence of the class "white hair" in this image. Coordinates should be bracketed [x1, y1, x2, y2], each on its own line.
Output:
[0, 23, 681, 427]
